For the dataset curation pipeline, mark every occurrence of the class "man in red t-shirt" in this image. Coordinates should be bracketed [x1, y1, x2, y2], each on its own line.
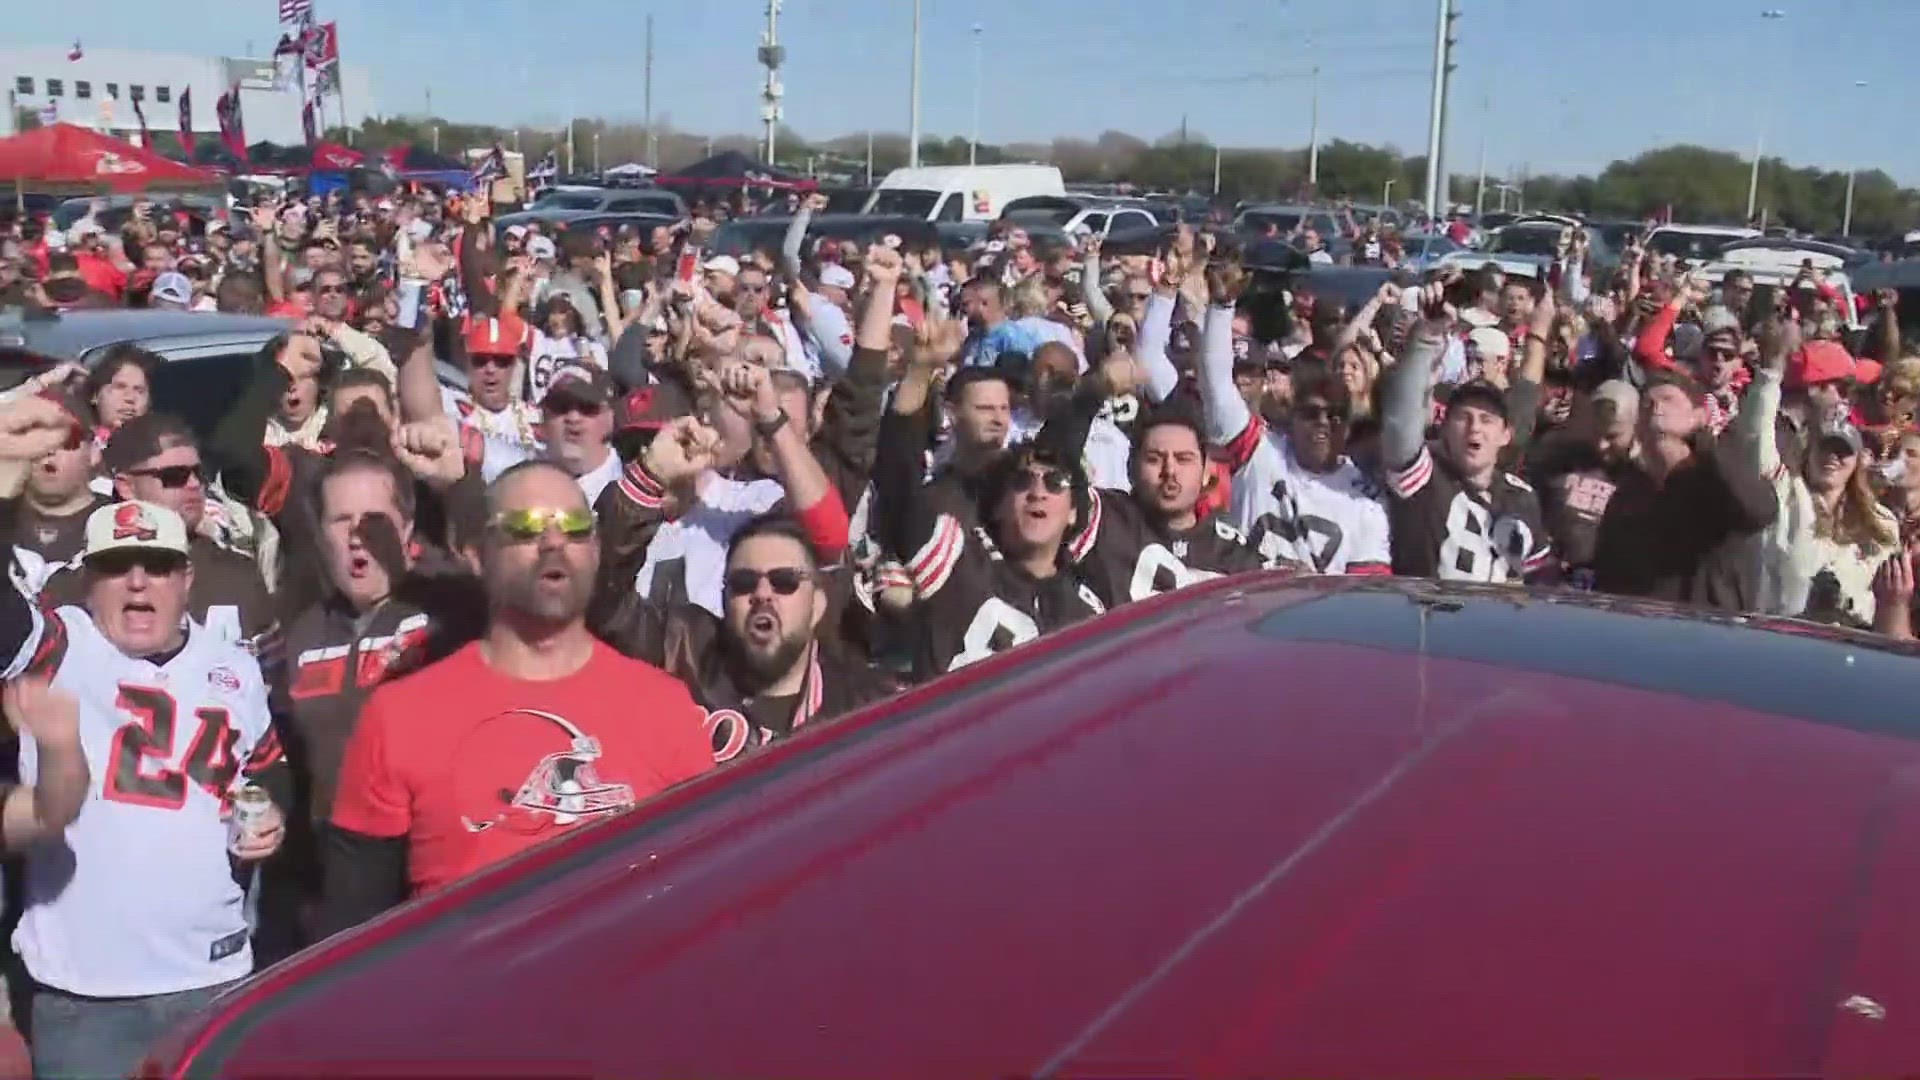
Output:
[315, 461, 713, 935]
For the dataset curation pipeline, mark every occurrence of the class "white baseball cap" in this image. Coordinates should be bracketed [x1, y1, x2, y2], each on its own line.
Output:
[84, 501, 190, 562]
[703, 254, 741, 277]
[150, 272, 193, 308]
[525, 235, 557, 261]
[818, 263, 856, 290]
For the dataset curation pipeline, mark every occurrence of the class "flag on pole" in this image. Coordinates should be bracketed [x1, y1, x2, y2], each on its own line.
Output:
[39, 102, 58, 124]
[278, 0, 312, 24]
[215, 83, 247, 163]
[471, 143, 508, 187]
[67, 40, 83, 62]
[176, 86, 194, 156]
[527, 150, 559, 195]
[132, 96, 153, 150]
[301, 98, 318, 147]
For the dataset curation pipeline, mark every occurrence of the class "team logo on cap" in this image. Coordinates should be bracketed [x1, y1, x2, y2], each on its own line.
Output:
[624, 387, 655, 416]
[111, 503, 159, 542]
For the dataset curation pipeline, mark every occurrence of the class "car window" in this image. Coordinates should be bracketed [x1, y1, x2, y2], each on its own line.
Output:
[1236, 210, 1302, 234]
[1489, 227, 1563, 257]
[868, 190, 940, 218]
[1080, 213, 1107, 234]
[534, 192, 603, 211]
[1648, 230, 1739, 261]
[147, 354, 258, 446]
[934, 194, 963, 223]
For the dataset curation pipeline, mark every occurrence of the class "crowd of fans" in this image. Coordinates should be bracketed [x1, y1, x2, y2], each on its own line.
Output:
[0, 180, 1914, 1077]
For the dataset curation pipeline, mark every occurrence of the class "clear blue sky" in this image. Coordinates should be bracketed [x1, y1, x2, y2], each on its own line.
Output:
[16, 0, 1919, 181]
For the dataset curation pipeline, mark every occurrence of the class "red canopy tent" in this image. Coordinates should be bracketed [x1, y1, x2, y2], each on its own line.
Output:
[0, 123, 223, 197]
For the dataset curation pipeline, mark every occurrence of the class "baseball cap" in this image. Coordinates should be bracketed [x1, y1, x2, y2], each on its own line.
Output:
[204, 217, 229, 235]
[614, 379, 694, 433]
[525, 235, 557, 261]
[43, 231, 68, 252]
[67, 220, 104, 245]
[504, 224, 529, 239]
[541, 361, 615, 410]
[703, 254, 741, 277]
[1444, 379, 1510, 421]
[1466, 326, 1512, 365]
[1592, 379, 1640, 421]
[818, 263, 856, 291]
[1785, 340, 1856, 388]
[462, 312, 531, 358]
[83, 501, 190, 562]
[1816, 417, 1865, 456]
[150, 271, 193, 308]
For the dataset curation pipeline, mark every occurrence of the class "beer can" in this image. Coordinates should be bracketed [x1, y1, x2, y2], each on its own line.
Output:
[228, 783, 272, 853]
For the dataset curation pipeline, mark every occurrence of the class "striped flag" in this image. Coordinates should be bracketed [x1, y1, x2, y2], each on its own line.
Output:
[278, 0, 312, 24]
[471, 143, 507, 186]
[176, 86, 193, 156]
[132, 96, 153, 149]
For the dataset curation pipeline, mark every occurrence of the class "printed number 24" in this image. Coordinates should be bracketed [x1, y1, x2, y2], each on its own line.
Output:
[103, 684, 240, 811]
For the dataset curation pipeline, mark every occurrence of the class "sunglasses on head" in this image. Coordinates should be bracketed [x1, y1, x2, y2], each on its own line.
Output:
[1294, 402, 1351, 424]
[724, 566, 810, 596]
[87, 549, 186, 578]
[489, 506, 596, 543]
[128, 463, 203, 488]
[1013, 467, 1072, 495]
[470, 353, 517, 370]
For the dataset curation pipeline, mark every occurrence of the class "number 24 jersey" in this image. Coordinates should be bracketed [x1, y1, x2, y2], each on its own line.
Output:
[15, 608, 279, 998]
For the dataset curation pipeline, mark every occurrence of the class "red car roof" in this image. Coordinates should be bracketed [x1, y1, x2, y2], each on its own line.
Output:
[148, 576, 1920, 1078]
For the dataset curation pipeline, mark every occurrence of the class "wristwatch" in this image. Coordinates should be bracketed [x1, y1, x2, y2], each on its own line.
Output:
[753, 409, 789, 440]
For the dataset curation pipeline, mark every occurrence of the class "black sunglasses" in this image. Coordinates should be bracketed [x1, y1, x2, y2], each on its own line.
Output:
[1013, 468, 1071, 495]
[86, 549, 187, 577]
[724, 567, 809, 596]
[470, 354, 516, 370]
[1294, 403, 1351, 424]
[127, 463, 203, 488]
[545, 400, 605, 418]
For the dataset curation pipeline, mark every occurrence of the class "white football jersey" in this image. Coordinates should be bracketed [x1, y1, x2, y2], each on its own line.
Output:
[14, 608, 276, 997]
[634, 475, 786, 616]
[1220, 420, 1391, 573]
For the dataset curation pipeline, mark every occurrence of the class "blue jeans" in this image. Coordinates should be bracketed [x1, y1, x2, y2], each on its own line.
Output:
[29, 978, 241, 1080]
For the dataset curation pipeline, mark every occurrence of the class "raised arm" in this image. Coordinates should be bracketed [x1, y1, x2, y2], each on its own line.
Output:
[1195, 261, 1252, 446]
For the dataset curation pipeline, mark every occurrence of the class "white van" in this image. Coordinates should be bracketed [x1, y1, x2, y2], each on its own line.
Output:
[862, 164, 1066, 223]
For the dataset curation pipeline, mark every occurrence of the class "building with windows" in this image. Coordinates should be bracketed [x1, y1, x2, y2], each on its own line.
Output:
[0, 46, 374, 147]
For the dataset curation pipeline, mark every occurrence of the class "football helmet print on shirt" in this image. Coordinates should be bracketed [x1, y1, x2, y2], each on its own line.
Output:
[452, 708, 637, 836]
[1217, 418, 1391, 573]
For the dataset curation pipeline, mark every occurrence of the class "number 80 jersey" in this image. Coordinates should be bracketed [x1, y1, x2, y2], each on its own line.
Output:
[14, 607, 278, 998]
[1383, 444, 1552, 583]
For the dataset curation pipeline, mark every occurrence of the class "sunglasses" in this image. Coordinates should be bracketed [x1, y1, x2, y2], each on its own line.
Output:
[489, 507, 596, 543]
[724, 566, 810, 596]
[127, 463, 203, 488]
[87, 549, 187, 577]
[315, 283, 348, 295]
[545, 400, 605, 418]
[1013, 467, 1072, 495]
[1294, 403, 1351, 424]
[470, 354, 517, 370]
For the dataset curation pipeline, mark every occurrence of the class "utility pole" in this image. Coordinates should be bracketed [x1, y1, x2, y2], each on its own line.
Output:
[969, 23, 983, 166]
[644, 15, 657, 169]
[1843, 77, 1866, 236]
[1307, 64, 1320, 188]
[1212, 144, 1222, 195]
[907, 0, 922, 167]
[425, 86, 432, 120]
[1747, 9, 1786, 222]
[1421, 0, 1456, 219]
[865, 129, 874, 185]
[1473, 95, 1488, 216]
[758, 0, 785, 165]
[593, 130, 601, 172]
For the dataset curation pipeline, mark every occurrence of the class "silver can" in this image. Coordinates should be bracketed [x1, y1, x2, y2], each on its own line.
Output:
[228, 783, 273, 853]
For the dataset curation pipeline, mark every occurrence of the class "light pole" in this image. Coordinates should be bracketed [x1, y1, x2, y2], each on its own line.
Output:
[907, 0, 922, 167]
[1842, 79, 1867, 237]
[1746, 8, 1786, 223]
[1421, 0, 1455, 218]
[1307, 63, 1320, 188]
[969, 23, 984, 166]
[1383, 178, 1395, 206]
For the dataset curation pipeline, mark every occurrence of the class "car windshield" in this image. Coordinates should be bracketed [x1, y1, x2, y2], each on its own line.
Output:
[708, 220, 790, 257]
[1648, 230, 1740, 261]
[1489, 226, 1563, 257]
[1004, 208, 1076, 229]
[865, 190, 939, 217]
[533, 192, 603, 211]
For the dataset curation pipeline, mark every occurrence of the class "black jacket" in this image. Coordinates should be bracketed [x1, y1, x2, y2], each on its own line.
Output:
[1591, 436, 1778, 612]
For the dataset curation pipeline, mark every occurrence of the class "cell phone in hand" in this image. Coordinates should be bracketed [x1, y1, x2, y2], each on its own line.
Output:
[396, 278, 426, 329]
[677, 247, 700, 285]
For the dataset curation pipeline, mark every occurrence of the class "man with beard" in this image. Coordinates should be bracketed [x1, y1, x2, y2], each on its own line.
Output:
[316, 461, 711, 936]
[42, 413, 277, 660]
[1, 386, 109, 592]
[1194, 266, 1390, 575]
[1378, 315, 1553, 583]
[1527, 380, 1641, 589]
[594, 513, 892, 763]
